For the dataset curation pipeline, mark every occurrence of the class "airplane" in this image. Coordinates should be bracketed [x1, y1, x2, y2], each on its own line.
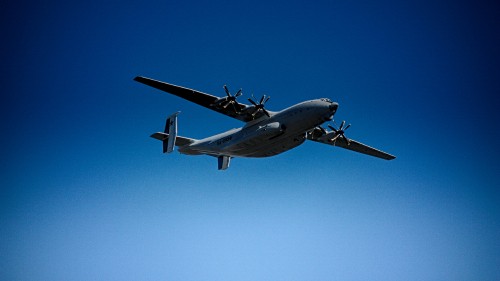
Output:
[134, 76, 395, 170]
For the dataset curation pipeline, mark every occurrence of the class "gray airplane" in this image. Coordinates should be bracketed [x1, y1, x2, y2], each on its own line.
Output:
[135, 76, 395, 170]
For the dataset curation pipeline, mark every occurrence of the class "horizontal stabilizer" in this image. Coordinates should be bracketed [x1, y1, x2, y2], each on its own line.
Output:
[150, 133, 196, 147]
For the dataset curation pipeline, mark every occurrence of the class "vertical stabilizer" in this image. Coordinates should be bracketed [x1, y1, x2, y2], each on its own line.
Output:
[163, 112, 180, 153]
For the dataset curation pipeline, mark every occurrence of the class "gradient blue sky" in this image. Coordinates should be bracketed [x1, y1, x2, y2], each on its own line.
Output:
[1, 0, 499, 280]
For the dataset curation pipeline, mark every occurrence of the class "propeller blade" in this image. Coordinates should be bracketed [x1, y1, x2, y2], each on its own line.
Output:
[231, 102, 240, 113]
[342, 135, 351, 145]
[248, 98, 258, 106]
[339, 120, 345, 130]
[262, 108, 271, 117]
[247, 94, 271, 118]
[233, 100, 242, 109]
[235, 89, 243, 97]
[223, 85, 231, 97]
[325, 120, 351, 144]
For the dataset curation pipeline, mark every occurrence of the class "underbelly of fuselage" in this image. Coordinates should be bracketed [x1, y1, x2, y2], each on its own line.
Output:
[180, 122, 312, 158]
[179, 128, 307, 158]
[224, 132, 307, 158]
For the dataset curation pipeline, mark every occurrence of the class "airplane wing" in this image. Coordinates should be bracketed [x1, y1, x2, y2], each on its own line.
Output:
[134, 76, 263, 122]
[307, 128, 396, 160]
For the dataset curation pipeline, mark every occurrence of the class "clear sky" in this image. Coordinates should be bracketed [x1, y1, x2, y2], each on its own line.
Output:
[1, 0, 499, 280]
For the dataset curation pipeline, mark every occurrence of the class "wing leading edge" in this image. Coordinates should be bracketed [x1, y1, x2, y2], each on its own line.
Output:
[307, 128, 396, 160]
[134, 76, 260, 122]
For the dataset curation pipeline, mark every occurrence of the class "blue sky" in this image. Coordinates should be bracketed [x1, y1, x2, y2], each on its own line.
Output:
[1, 0, 499, 280]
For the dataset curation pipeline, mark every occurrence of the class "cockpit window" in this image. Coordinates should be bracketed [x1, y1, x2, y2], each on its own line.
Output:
[320, 98, 332, 103]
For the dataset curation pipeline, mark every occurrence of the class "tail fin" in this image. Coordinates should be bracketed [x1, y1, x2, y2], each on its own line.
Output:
[151, 112, 196, 152]
[163, 112, 180, 153]
[149, 112, 181, 153]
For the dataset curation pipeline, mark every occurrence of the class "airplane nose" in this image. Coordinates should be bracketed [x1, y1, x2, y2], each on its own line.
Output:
[329, 102, 338, 112]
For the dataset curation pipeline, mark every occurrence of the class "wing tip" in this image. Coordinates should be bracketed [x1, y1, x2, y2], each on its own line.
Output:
[386, 155, 396, 160]
[151, 132, 168, 141]
[134, 75, 146, 82]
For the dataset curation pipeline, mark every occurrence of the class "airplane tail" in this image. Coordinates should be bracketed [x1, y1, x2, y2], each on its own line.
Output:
[150, 112, 196, 153]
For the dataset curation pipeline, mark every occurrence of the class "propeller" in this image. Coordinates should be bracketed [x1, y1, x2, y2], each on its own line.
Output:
[248, 94, 271, 118]
[213, 85, 243, 113]
[327, 120, 351, 145]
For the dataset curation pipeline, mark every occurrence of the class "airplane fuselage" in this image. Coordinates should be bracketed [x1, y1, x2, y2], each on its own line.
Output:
[178, 99, 338, 158]
[135, 75, 395, 169]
